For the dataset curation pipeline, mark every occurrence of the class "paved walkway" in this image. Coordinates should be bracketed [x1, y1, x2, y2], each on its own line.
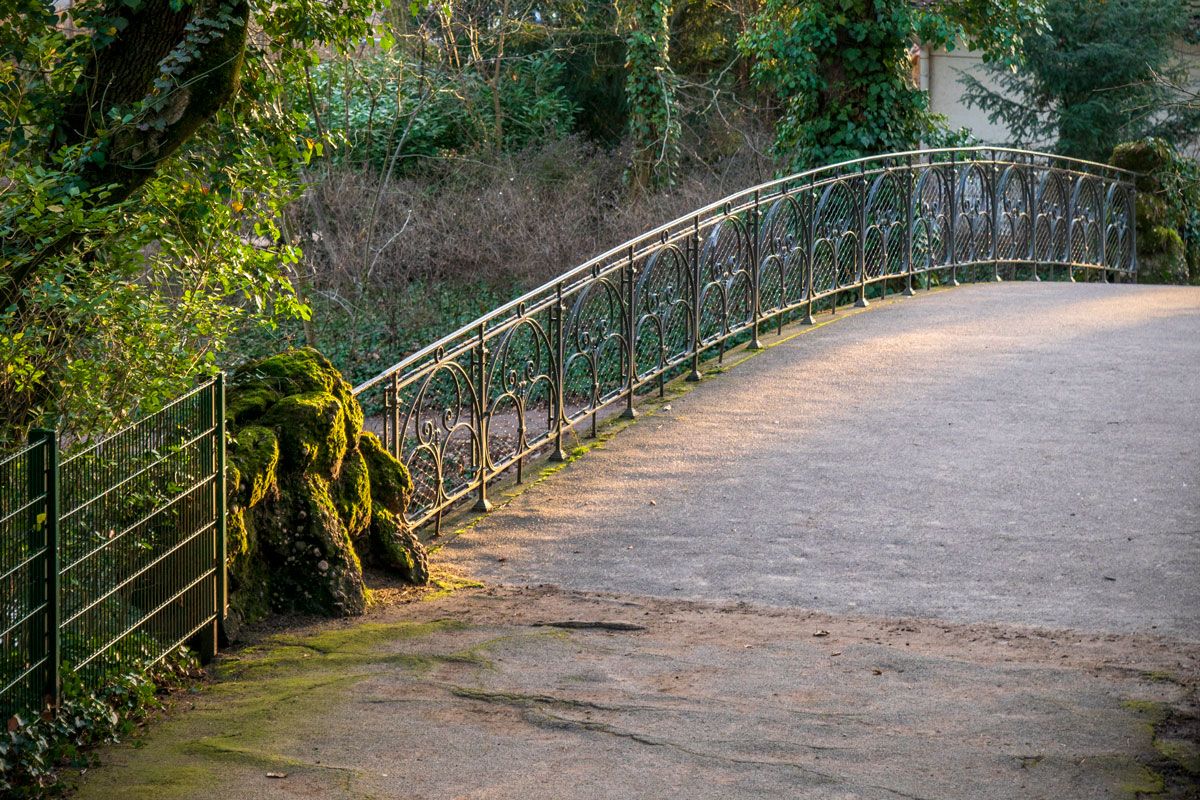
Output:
[75, 283, 1200, 800]
[446, 282, 1200, 639]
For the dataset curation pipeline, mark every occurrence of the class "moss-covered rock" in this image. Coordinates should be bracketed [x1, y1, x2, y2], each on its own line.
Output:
[222, 347, 428, 626]
[371, 507, 430, 585]
[359, 431, 413, 510]
[1111, 138, 1200, 285]
[228, 425, 279, 509]
[262, 391, 348, 477]
[332, 448, 372, 541]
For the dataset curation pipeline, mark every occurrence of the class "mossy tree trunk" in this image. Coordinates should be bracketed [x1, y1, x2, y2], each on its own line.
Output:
[1, 0, 251, 314]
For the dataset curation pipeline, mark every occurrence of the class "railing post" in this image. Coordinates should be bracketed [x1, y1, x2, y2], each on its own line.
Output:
[802, 187, 816, 324]
[991, 153, 1002, 282]
[551, 282, 568, 461]
[904, 155, 915, 297]
[687, 216, 703, 382]
[198, 377, 221, 662]
[855, 167, 868, 308]
[1028, 162, 1039, 281]
[216, 373, 227, 629]
[389, 372, 401, 460]
[749, 190, 764, 349]
[1129, 184, 1138, 280]
[948, 153, 959, 286]
[29, 428, 60, 710]
[1099, 182, 1109, 283]
[622, 247, 638, 419]
[473, 323, 492, 512]
[1066, 175, 1076, 282]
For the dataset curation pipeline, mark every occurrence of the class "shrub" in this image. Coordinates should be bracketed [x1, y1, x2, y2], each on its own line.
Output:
[0, 648, 200, 798]
[1111, 138, 1200, 284]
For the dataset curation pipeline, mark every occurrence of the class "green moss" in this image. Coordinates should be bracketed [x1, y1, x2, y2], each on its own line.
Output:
[421, 567, 484, 600]
[226, 507, 248, 559]
[333, 448, 372, 540]
[223, 385, 280, 425]
[1118, 764, 1165, 797]
[1155, 737, 1200, 776]
[235, 347, 337, 396]
[262, 391, 348, 476]
[1111, 139, 1171, 190]
[1139, 227, 1188, 284]
[359, 431, 412, 511]
[370, 506, 429, 584]
[228, 425, 279, 508]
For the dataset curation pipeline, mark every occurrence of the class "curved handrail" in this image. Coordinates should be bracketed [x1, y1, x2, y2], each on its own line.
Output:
[353, 147, 1137, 531]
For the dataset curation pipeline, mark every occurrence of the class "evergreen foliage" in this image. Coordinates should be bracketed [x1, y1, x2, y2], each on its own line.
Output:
[961, 0, 1200, 161]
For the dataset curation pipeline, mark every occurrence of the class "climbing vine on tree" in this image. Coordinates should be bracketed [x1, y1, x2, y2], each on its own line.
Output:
[739, 0, 1044, 170]
[624, 0, 680, 191]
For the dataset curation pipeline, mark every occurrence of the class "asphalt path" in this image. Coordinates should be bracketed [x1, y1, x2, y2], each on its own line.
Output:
[444, 282, 1200, 639]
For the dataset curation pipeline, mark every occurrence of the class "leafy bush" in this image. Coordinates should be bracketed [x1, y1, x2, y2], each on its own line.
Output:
[306, 49, 578, 173]
[1110, 138, 1200, 284]
[0, 648, 200, 798]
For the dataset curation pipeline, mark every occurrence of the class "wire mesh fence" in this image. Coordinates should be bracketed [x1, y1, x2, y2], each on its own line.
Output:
[0, 377, 226, 722]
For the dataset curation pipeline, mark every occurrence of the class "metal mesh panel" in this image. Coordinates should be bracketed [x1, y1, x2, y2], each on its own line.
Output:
[1, 379, 223, 721]
[0, 440, 51, 719]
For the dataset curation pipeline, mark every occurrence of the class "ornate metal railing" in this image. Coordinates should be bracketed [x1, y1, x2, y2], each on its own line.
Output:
[354, 147, 1137, 532]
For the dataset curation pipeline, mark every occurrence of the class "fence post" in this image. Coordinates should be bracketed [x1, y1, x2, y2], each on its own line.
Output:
[948, 152, 959, 287]
[1028, 163, 1039, 281]
[1128, 184, 1138, 280]
[1066, 174, 1077, 282]
[687, 216, 703, 382]
[802, 186, 816, 324]
[904, 156, 915, 296]
[473, 323, 492, 512]
[622, 247, 638, 419]
[28, 428, 60, 710]
[855, 167, 869, 308]
[551, 282, 568, 461]
[749, 191, 763, 349]
[991, 153, 1002, 282]
[1099, 181, 1110, 283]
[216, 374, 228, 629]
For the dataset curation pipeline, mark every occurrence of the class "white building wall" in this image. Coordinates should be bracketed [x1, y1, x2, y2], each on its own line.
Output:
[920, 42, 1200, 153]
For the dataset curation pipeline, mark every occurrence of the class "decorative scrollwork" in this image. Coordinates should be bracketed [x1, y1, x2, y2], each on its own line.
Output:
[355, 148, 1138, 530]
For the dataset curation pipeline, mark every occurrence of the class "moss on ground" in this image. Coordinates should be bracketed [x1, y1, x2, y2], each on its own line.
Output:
[71, 618, 476, 800]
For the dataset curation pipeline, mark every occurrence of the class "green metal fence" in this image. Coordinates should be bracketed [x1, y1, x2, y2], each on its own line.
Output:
[0, 376, 226, 721]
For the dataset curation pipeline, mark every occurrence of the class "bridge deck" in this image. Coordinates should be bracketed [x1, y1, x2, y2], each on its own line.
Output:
[444, 282, 1200, 639]
[74, 282, 1200, 800]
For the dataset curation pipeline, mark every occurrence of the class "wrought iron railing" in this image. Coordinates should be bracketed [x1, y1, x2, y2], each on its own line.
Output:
[1, 377, 226, 720]
[354, 148, 1137, 532]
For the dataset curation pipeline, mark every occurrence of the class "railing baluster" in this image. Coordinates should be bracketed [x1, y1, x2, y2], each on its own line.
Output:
[949, 152, 959, 287]
[622, 247, 638, 419]
[391, 371, 400, 460]
[473, 323, 492, 512]
[803, 186, 816, 324]
[904, 156, 915, 296]
[687, 216, 703, 382]
[551, 282, 567, 462]
[991, 153, 1002, 282]
[1129, 184, 1139, 279]
[856, 166, 868, 308]
[1028, 162, 1039, 281]
[749, 190, 763, 348]
[1067, 176, 1077, 282]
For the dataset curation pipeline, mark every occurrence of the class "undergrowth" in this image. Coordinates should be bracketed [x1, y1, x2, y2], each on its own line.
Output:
[0, 648, 202, 798]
